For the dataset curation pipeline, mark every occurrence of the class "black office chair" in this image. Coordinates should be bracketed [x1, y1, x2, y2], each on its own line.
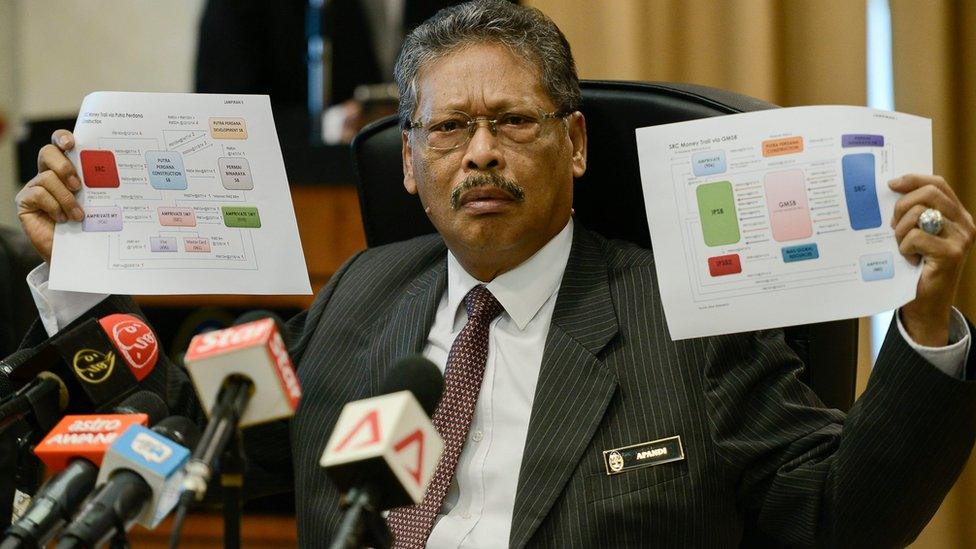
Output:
[351, 81, 859, 547]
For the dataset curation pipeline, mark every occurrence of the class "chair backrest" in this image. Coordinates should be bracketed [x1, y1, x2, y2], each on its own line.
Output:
[351, 80, 857, 414]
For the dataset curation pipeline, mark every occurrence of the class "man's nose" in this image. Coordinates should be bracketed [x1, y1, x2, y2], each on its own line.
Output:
[462, 123, 504, 171]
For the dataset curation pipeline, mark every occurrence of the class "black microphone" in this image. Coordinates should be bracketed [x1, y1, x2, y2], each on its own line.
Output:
[55, 416, 201, 549]
[5, 314, 161, 416]
[1, 392, 168, 549]
[179, 312, 300, 502]
[379, 355, 444, 416]
[0, 373, 69, 434]
[322, 355, 445, 549]
[0, 349, 33, 400]
[232, 310, 290, 339]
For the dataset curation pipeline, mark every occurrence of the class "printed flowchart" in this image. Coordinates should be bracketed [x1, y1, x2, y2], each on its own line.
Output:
[636, 106, 930, 339]
[50, 92, 311, 295]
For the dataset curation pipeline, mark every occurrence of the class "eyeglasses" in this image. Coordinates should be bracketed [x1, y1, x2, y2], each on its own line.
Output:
[408, 108, 569, 151]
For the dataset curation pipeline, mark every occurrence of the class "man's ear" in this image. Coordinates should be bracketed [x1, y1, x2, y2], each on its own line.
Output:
[402, 130, 418, 195]
[568, 111, 587, 178]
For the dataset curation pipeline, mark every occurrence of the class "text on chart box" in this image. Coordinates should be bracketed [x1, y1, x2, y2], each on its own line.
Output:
[696, 181, 740, 247]
[707, 254, 742, 277]
[842, 134, 884, 148]
[222, 206, 261, 228]
[157, 207, 197, 227]
[764, 169, 813, 242]
[692, 150, 727, 177]
[210, 117, 248, 139]
[183, 238, 212, 252]
[83, 206, 123, 232]
[842, 153, 883, 230]
[80, 150, 120, 188]
[149, 236, 178, 252]
[860, 252, 895, 281]
[761, 136, 804, 157]
[145, 151, 188, 190]
[218, 157, 254, 190]
[781, 243, 819, 263]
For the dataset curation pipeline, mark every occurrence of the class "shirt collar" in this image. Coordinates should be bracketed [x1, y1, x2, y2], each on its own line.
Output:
[447, 219, 574, 331]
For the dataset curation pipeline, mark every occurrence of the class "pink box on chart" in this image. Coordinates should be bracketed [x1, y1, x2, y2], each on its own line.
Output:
[184, 238, 212, 252]
[158, 207, 197, 227]
[764, 170, 812, 242]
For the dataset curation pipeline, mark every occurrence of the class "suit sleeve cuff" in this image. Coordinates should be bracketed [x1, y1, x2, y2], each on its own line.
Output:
[27, 263, 110, 337]
[895, 307, 971, 378]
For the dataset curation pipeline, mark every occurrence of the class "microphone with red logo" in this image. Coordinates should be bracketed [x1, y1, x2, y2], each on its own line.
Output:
[178, 313, 302, 502]
[0, 392, 167, 549]
[320, 355, 445, 549]
[4, 313, 159, 417]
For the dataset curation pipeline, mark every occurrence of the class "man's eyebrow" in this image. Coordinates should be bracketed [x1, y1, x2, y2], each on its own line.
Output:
[429, 100, 536, 114]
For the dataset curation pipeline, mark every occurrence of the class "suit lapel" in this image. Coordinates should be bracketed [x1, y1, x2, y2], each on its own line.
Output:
[509, 226, 620, 548]
[367, 254, 448, 393]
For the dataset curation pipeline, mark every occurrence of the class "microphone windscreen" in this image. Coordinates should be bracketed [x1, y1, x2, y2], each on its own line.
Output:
[115, 391, 168, 425]
[381, 355, 444, 416]
[36, 371, 70, 411]
[97, 314, 159, 381]
[152, 415, 201, 449]
[233, 310, 291, 345]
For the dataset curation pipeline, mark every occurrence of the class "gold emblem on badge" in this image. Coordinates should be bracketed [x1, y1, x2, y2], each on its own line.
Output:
[73, 349, 116, 384]
[607, 451, 625, 473]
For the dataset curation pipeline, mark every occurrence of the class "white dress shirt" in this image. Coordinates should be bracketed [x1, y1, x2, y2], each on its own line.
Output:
[422, 220, 573, 548]
[26, 219, 971, 548]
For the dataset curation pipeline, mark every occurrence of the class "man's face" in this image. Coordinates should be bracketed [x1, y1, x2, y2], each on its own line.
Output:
[402, 42, 587, 278]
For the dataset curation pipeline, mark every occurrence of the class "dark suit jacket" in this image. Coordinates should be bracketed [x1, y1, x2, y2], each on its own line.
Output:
[255, 223, 976, 547]
[21, 224, 976, 547]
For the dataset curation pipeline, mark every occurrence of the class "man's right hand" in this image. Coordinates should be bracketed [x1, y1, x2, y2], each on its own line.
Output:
[15, 129, 84, 263]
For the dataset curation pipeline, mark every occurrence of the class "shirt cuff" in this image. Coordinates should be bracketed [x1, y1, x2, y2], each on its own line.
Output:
[896, 307, 971, 378]
[27, 263, 110, 337]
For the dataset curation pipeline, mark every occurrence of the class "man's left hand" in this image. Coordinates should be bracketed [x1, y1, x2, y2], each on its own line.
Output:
[890, 174, 975, 346]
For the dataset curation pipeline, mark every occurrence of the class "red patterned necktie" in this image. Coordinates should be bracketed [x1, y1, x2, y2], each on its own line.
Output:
[386, 284, 504, 548]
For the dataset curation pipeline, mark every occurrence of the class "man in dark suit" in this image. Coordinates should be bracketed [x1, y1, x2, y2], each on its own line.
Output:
[14, 1, 976, 546]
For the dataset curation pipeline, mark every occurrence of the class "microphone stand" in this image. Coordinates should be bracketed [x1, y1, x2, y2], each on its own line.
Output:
[220, 432, 244, 549]
[328, 486, 390, 549]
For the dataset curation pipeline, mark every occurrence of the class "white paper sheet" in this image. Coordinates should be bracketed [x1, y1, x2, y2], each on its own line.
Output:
[50, 92, 311, 295]
[636, 105, 930, 340]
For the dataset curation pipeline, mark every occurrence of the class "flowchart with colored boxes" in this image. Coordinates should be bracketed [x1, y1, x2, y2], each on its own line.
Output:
[73, 117, 264, 258]
[691, 134, 888, 284]
[636, 105, 930, 339]
[50, 91, 310, 296]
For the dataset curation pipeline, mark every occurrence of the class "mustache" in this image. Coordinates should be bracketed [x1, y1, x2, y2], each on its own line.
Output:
[449, 173, 526, 210]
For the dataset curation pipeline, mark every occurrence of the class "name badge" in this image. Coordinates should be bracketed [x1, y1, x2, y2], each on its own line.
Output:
[602, 435, 684, 475]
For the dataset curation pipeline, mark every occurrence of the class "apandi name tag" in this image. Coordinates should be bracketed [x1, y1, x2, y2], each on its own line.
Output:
[602, 435, 684, 475]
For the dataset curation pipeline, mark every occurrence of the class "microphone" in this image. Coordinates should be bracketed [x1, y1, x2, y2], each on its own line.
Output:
[320, 355, 444, 549]
[0, 349, 33, 400]
[0, 373, 68, 434]
[5, 314, 160, 416]
[179, 314, 301, 501]
[55, 417, 201, 549]
[1, 392, 168, 549]
[33, 392, 169, 472]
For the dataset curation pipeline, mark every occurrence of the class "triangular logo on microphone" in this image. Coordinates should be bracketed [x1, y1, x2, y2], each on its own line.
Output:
[334, 409, 382, 452]
[393, 429, 424, 485]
